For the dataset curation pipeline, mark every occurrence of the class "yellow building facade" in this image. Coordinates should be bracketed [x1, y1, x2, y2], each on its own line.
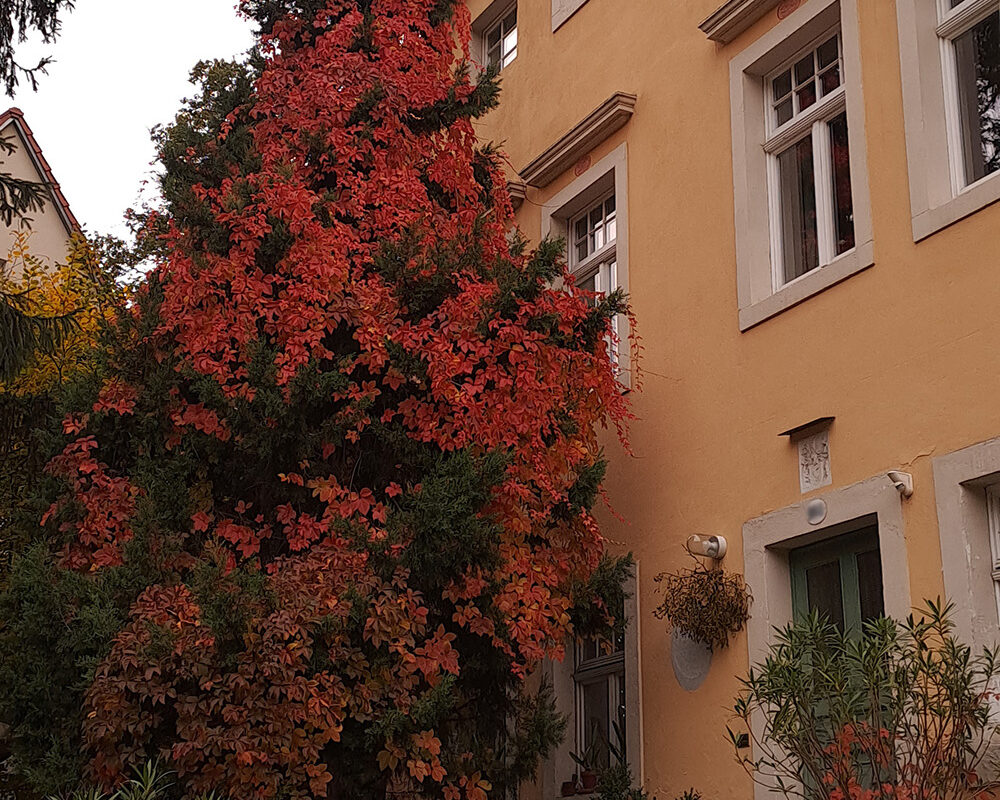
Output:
[465, 0, 1000, 797]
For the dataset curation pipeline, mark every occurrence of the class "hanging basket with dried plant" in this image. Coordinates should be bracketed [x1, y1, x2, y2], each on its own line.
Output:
[654, 558, 752, 651]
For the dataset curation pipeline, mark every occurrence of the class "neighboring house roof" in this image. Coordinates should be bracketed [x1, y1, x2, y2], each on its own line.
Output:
[0, 106, 80, 235]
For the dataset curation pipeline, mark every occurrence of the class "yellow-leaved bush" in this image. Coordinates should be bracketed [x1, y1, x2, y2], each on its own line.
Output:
[0, 230, 121, 394]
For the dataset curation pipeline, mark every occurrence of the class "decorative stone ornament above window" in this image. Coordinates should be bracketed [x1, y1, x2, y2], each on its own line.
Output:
[700, 0, 784, 43]
[520, 92, 636, 187]
[780, 416, 835, 494]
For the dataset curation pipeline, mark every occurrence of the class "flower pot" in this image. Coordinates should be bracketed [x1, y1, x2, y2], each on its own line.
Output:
[561, 779, 577, 796]
[579, 770, 598, 793]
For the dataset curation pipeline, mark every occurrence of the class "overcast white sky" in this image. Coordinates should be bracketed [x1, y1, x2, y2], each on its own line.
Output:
[10, 1, 256, 238]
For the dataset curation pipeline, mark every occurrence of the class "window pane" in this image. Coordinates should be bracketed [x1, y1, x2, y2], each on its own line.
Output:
[773, 69, 792, 100]
[502, 27, 517, 63]
[796, 82, 817, 112]
[806, 560, 845, 630]
[820, 64, 841, 95]
[778, 136, 819, 283]
[856, 548, 885, 623]
[795, 53, 815, 85]
[829, 111, 855, 255]
[582, 680, 611, 770]
[817, 37, 839, 69]
[486, 26, 501, 48]
[954, 12, 1000, 186]
[776, 98, 794, 126]
[577, 273, 597, 304]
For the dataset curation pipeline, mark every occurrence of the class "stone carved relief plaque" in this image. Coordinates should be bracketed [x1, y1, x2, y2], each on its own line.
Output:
[798, 430, 831, 494]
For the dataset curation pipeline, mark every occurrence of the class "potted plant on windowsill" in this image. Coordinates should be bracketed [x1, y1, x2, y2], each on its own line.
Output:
[570, 725, 605, 795]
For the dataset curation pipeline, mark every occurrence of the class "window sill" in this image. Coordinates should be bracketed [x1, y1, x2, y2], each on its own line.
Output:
[912, 172, 1000, 242]
[738, 238, 874, 332]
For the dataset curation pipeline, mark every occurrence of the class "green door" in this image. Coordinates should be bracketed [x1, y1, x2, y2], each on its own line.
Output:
[790, 526, 884, 632]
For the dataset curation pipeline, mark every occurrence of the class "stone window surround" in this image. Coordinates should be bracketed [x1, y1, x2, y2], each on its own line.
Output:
[541, 142, 632, 387]
[742, 474, 911, 800]
[552, 0, 590, 32]
[932, 435, 1000, 651]
[729, 0, 874, 331]
[541, 566, 643, 796]
[896, 0, 1000, 242]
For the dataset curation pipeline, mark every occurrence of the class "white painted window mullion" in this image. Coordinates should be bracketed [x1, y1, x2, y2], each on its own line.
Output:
[813, 118, 836, 266]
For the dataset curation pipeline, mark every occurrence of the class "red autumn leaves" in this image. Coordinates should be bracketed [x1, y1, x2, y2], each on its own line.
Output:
[38, 1, 631, 796]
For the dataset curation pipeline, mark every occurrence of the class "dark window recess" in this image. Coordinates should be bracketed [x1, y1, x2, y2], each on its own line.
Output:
[790, 526, 884, 634]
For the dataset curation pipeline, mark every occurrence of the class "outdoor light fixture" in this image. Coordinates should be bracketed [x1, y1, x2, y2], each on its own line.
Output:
[887, 470, 914, 498]
[685, 534, 728, 560]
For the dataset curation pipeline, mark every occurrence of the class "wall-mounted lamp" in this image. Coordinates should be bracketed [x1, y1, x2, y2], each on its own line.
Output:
[887, 470, 914, 498]
[686, 534, 728, 561]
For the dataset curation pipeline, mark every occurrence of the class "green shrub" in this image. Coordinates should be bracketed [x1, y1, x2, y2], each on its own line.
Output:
[730, 599, 1000, 799]
[49, 762, 224, 800]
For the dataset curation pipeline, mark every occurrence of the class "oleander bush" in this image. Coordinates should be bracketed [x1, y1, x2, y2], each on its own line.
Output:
[731, 599, 1000, 799]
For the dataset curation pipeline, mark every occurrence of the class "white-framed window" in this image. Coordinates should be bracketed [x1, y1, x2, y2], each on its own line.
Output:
[764, 31, 856, 287]
[484, 4, 517, 70]
[569, 192, 620, 366]
[985, 483, 1000, 622]
[541, 559, 641, 795]
[933, 438, 1000, 651]
[729, 0, 873, 331]
[896, 0, 1000, 240]
[542, 144, 630, 384]
[574, 633, 626, 770]
[938, 0, 1000, 190]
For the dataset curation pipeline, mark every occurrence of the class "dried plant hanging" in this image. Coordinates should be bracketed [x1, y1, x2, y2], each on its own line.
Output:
[654, 557, 752, 651]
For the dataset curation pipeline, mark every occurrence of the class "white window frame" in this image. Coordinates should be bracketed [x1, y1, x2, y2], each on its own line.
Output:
[541, 143, 631, 387]
[897, 0, 1000, 241]
[764, 31, 852, 290]
[729, 0, 874, 331]
[573, 634, 626, 769]
[938, 0, 1000, 194]
[568, 192, 620, 364]
[933, 436, 1000, 652]
[484, 2, 517, 70]
[472, 0, 518, 72]
[986, 484, 1000, 622]
[541, 565, 642, 796]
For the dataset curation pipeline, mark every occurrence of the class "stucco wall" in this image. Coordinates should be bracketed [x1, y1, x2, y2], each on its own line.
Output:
[467, 0, 1000, 797]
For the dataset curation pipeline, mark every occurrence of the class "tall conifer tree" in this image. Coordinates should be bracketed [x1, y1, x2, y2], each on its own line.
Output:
[0, 2, 633, 797]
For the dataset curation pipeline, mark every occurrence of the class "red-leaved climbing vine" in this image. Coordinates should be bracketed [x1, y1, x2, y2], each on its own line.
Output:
[11, 1, 636, 798]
